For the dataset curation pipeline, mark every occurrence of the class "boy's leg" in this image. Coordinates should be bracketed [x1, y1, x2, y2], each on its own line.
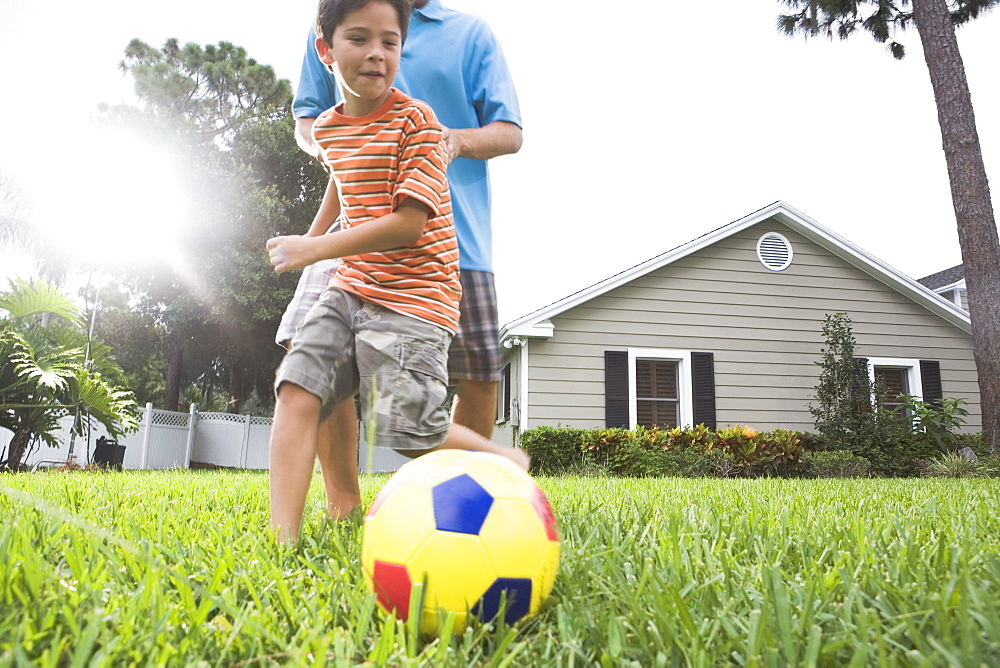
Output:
[315, 399, 362, 520]
[270, 288, 361, 542]
[436, 423, 530, 471]
[269, 383, 323, 543]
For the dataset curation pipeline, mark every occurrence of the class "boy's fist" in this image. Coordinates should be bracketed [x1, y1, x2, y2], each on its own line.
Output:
[267, 235, 313, 273]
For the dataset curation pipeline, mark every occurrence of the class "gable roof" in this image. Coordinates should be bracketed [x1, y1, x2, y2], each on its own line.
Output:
[500, 201, 972, 341]
[918, 264, 965, 290]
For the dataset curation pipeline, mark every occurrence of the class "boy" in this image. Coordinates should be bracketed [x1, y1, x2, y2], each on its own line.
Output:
[266, 0, 528, 543]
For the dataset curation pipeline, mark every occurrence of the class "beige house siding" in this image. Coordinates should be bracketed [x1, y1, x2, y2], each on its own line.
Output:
[516, 220, 979, 436]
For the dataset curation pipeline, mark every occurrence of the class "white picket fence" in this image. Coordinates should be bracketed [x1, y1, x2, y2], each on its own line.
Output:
[2, 403, 409, 473]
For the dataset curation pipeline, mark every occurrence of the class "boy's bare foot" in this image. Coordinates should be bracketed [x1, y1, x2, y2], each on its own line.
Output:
[326, 493, 361, 521]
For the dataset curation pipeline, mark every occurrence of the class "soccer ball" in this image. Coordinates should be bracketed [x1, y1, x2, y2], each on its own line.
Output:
[361, 449, 560, 635]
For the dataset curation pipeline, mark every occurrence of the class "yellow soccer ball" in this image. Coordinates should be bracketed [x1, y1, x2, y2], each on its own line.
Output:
[361, 449, 560, 635]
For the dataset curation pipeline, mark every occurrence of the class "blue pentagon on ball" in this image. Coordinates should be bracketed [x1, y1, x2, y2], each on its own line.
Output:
[474, 577, 533, 625]
[432, 473, 494, 534]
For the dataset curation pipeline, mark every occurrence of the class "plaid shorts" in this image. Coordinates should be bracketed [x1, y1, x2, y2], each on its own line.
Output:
[275, 289, 453, 453]
[274, 221, 343, 347]
[448, 270, 502, 383]
[277, 263, 502, 383]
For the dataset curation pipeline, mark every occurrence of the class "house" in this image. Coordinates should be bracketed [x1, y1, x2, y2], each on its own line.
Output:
[493, 201, 979, 447]
[918, 264, 968, 311]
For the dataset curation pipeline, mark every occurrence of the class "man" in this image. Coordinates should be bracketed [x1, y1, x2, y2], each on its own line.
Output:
[277, 0, 522, 518]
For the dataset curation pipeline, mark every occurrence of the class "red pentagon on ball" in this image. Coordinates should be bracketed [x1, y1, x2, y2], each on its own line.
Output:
[371, 560, 412, 618]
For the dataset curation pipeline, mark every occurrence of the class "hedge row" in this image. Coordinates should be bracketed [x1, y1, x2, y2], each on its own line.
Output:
[520, 425, 885, 478]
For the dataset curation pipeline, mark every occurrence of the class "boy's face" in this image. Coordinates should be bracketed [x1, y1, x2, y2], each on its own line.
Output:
[317, 1, 402, 116]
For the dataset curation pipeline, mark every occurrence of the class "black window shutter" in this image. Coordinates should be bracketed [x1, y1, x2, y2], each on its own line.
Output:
[605, 351, 628, 428]
[691, 352, 716, 430]
[920, 360, 943, 407]
[501, 363, 511, 422]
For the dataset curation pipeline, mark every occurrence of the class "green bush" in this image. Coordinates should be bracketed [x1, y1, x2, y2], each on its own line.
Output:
[660, 449, 721, 477]
[522, 425, 813, 478]
[709, 426, 810, 478]
[923, 451, 984, 478]
[806, 450, 872, 478]
[806, 313, 976, 477]
[580, 427, 665, 477]
[979, 454, 1000, 478]
[519, 426, 590, 474]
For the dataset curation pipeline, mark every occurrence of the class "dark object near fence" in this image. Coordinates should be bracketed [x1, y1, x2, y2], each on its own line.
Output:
[94, 436, 126, 470]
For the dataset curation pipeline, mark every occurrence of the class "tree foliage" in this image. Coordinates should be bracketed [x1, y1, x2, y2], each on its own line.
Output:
[119, 38, 292, 142]
[777, 0, 998, 58]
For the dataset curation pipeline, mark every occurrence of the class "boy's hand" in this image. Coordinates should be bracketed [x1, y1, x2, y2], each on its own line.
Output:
[267, 235, 316, 273]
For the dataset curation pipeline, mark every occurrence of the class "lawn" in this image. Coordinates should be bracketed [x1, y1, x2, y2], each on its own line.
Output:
[2, 471, 999, 666]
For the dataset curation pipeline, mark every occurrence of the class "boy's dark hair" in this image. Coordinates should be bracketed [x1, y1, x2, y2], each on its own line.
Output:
[316, 0, 410, 46]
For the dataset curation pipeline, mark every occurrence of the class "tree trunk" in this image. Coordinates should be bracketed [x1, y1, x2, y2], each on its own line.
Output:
[164, 344, 184, 411]
[912, 0, 1000, 450]
[227, 363, 244, 414]
[4, 426, 33, 470]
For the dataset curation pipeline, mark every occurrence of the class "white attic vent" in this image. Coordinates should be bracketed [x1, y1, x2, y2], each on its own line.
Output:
[756, 232, 793, 271]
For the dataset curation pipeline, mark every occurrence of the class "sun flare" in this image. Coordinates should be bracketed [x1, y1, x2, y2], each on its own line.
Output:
[18, 123, 191, 269]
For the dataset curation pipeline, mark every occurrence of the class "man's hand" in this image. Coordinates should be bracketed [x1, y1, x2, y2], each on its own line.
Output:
[441, 126, 463, 163]
[267, 235, 318, 273]
[295, 118, 322, 161]
[440, 121, 522, 162]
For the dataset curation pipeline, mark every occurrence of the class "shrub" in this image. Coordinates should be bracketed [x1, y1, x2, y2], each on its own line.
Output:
[979, 454, 1000, 478]
[806, 450, 871, 478]
[582, 427, 670, 477]
[660, 449, 721, 477]
[524, 425, 813, 478]
[953, 432, 992, 459]
[709, 426, 809, 478]
[519, 426, 590, 474]
[923, 451, 984, 478]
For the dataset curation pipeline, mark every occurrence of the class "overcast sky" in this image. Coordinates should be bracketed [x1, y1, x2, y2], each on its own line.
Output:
[2, 0, 998, 323]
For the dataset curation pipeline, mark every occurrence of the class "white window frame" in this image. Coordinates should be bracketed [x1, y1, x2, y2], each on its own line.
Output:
[866, 358, 923, 402]
[627, 348, 693, 429]
[496, 362, 512, 425]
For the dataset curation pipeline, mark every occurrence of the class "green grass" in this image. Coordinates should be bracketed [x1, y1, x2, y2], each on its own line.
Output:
[2, 472, 1000, 666]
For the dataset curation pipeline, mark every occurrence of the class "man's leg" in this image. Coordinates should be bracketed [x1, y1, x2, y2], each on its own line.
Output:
[269, 384, 322, 543]
[452, 379, 498, 439]
[448, 270, 503, 439]
[315, 400, 362, 520]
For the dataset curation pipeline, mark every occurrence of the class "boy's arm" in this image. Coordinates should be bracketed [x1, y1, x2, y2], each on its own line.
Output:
[267, 200, 430, 274]
[304, 176, 341, 237]
[442, 121, 522, 162]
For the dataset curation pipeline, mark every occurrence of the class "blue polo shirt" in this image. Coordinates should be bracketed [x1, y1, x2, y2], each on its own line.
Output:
[293, 0, 522, 273]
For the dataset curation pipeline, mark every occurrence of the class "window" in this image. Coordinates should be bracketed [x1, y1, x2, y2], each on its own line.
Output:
[635, 359, 679, 427]
[627, 349, 694, 428]
[866, 358, 923, 415]
[496, 363, 512, 424]
[873, 365, 909, 417]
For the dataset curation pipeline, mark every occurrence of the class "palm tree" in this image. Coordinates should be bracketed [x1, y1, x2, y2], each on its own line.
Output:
[777, 0, 1000, 450]
[0, 279, 139, 469]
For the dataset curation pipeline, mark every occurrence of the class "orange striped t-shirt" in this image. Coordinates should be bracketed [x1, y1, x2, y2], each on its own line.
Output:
[314, 88, 461, 333]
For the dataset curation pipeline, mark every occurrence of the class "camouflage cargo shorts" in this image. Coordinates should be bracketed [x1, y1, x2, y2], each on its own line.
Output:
[275, 289, 453, 454]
